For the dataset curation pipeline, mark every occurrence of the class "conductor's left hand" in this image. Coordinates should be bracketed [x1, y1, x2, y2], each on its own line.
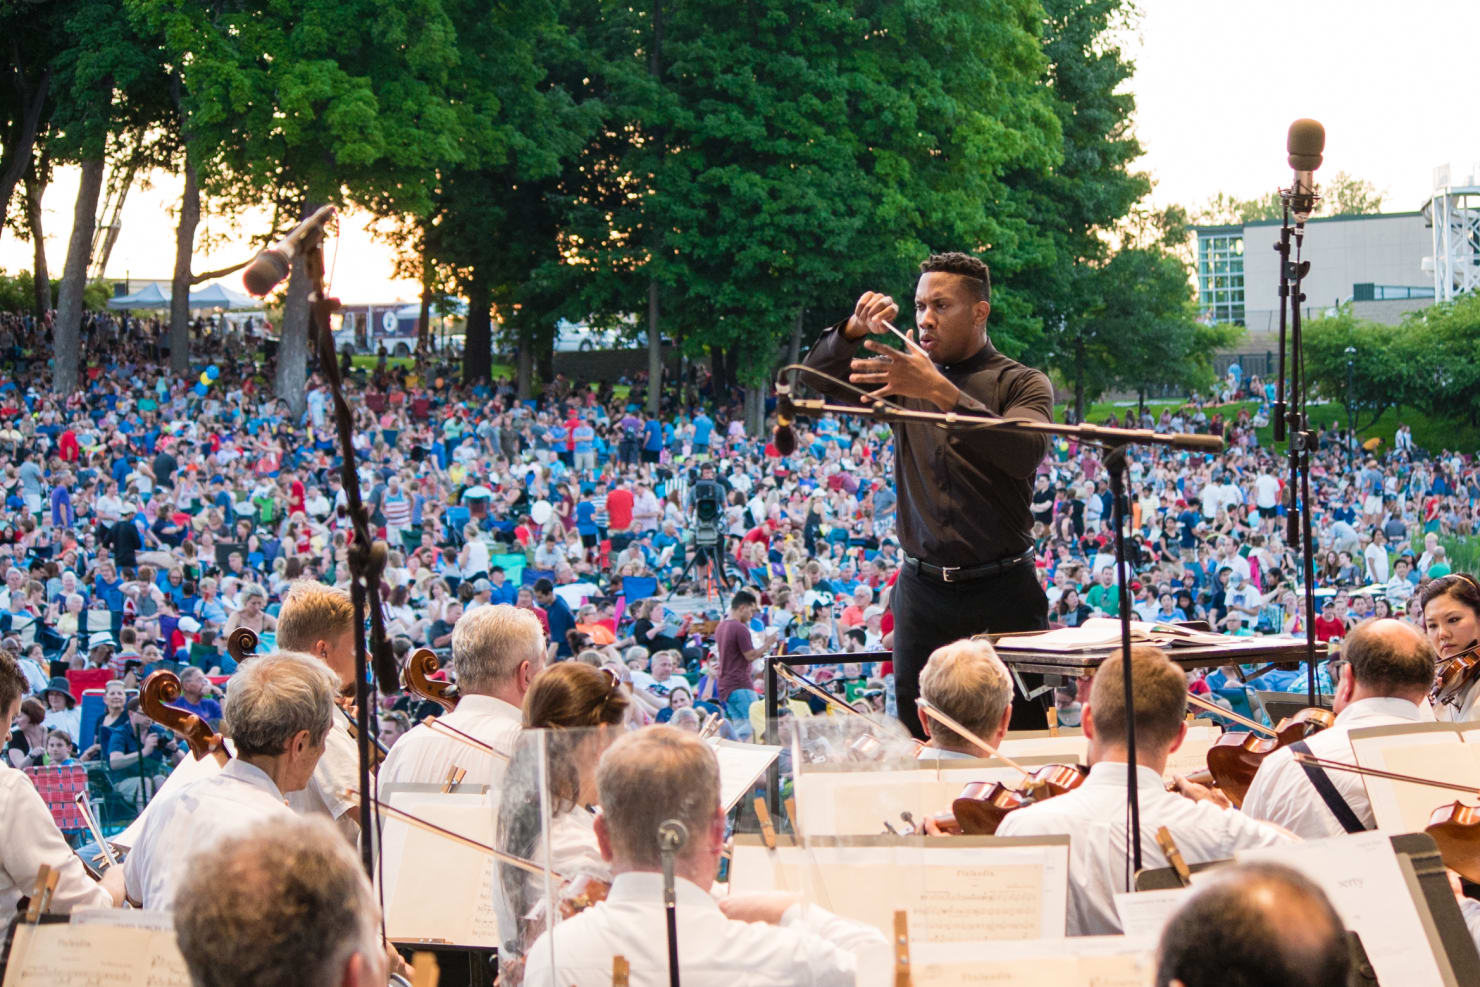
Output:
[849, 331, 956, 411]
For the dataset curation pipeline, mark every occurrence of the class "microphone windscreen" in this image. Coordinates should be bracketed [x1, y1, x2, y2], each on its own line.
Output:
[1286, 119, 1325, 171]
[242, 249, 292, 297]
[774, 425, 797, 457]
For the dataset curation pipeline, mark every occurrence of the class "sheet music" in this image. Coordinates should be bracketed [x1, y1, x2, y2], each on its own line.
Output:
[1237, 831, 1448, 987]
[727, 839, 1069, 942]
[998, 735, 1089, 762]
[3, 922, 190, 987]
[1112, 887, 1192, 940]
[1348, 722, 1480, 835]
[856, 936, 1154, 987]
[995, 618, 1230, 652]
[709, 738, 781, 813]
[794, 759, 1063, 837]
[1161, 725, 1219, 783]
[378, 791, 502, 948]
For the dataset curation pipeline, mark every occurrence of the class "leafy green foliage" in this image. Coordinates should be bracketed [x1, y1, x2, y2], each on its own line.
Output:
[1191, 172, 1385, 225]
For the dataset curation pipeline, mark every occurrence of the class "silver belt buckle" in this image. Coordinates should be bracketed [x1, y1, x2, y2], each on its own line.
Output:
[940, 565, 959, 583]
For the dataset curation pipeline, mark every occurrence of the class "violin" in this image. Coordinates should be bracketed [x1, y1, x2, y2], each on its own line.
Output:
[1431, 639, 1480, 708]
[1182, 689, 1333, 806]
[914, 698, 1088, 835]
[141, 669, 230, 765]
[403, 647, 458, 711]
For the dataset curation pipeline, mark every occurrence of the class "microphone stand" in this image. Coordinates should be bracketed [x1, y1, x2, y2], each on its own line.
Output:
[303, 221, 396, 878]
[778, 375, 1226, 879]
[1275, 196, 1321, 704]
[657, 820, 687, 987]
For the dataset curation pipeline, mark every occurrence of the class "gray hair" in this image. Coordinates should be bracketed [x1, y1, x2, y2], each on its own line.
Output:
[174, 815, 380, 987]
[919, 638, 1012, 749]
[221, 652, 337, 757]
[452, 604, 544, 693]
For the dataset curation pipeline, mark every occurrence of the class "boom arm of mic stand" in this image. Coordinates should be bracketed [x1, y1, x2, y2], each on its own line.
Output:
[784, 396, 1226, 454]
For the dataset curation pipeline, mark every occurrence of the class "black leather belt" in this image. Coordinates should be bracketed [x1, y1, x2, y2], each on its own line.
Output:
[904, 550, 1034, 584]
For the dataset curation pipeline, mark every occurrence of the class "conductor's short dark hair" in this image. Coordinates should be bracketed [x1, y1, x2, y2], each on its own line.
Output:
[920, 252, 990, 303]
[1156, 862, 1350, 987]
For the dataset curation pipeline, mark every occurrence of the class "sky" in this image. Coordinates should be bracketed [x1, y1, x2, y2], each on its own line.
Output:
[3, 0, 1474, 304]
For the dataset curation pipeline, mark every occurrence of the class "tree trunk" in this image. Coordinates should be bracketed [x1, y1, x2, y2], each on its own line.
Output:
[744, 385, 764, 437]
[53, 156, 104, 395]
[709, 345, 727, 406]
[274, 251, 311, 417]
[416, 239, 432, 354]
[536, 325, 554, 386]
[24, 166, 48, 318]
[169, 154, 200, 375]
[646, 279, 662, 415]
[0, 68, 50, 231]
[515, 325, 533, 401]
[788, 308, 804, 367]
[1072, 341, 1086, 425]
[1137, 389, 1145, 423]
[463, 272, 491, 384]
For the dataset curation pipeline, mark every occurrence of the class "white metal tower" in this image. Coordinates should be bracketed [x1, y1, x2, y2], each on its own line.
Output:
[1425, 164, 1480, 302]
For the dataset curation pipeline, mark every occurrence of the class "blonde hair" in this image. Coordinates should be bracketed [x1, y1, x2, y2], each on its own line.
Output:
[1089, 645, 1187, 751]
[919, 638, 1012, 748]
[275, 582, 355, 653]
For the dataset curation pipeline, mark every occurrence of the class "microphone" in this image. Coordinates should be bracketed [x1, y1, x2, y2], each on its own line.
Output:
[1285, 119, 1324, 224]
[773, 383, 798, 456]
[242, 205, 338, 296]
[657, 818, 689, 854]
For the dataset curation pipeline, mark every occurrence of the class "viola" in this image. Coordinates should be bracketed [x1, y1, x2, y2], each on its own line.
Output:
[141, 669, 230, 765]
[403, 647, 458, 712]
[1431, 639, 1480, 708]
[948, 763, 1090, 836]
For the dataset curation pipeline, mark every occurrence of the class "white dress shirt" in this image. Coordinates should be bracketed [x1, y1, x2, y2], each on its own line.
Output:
[123, 758, 294, 910]
[523, 872, 885, 987]
[1241, 697, 1427, 838]
[0, 763, 113, 915]
[1434, 679, 1480, 724]
[287, 713, 363, 844]
[377, 694, 523, 790]
[995, 761, 1292, 935]
[497, 807, 608, 955]
[915, 747, 975, 761]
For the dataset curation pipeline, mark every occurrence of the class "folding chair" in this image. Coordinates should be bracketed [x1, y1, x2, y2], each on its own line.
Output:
[24, 765, 89, 840]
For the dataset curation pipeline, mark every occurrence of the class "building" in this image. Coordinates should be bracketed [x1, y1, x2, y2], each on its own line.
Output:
[1193, 211, 1435, 376]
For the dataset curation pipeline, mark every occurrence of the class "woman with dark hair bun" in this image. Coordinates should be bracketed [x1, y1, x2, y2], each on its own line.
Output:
[1420, 573, 1480, 721]
[495, 662, 630, 975]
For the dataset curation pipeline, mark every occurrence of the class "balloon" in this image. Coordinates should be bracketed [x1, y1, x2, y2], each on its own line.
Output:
[206, 365, 219, 380]
[193, 383, 208, 397]
[199, 372, 212, 386]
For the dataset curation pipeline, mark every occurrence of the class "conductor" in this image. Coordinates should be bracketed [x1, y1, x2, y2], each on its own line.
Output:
[804, 252, 1053, 735]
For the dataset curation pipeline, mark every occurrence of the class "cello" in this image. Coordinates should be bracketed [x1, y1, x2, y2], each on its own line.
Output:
[403, 647, 459, 712]
[140, 669, 230, 765]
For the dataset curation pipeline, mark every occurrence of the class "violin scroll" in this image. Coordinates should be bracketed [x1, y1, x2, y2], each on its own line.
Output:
[140, 669, 228, 764]
[227, 627, 259, 666]
[403, 648, 458, 712]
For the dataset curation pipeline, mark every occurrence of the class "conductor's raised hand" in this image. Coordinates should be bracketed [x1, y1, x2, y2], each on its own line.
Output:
[843, 292, 898, 341]
[849, 330, 957, 411]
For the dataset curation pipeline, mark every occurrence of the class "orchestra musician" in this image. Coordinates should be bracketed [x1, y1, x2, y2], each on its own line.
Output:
[804, 252, 1053, 738]
[378, 604, 545, 788]
[123, 651, 339, 909]
[1155, 861, 1350, 987]
[523, 727, 885, 986]
[1421, 574, 1480, 721]
[495, 662, 630, 969]
[0, 649, 123, 913]
[174, 815, 410, 987]
[1241, 618, 1434, 837]
[274, 581, 365, 842]
[915, 638, 1013, 760]
[996, 645, 1294, 935]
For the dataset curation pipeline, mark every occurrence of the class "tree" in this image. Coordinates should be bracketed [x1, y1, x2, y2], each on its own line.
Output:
[1192, 172, 1385, 225]
[1302, 307, 1423, 431]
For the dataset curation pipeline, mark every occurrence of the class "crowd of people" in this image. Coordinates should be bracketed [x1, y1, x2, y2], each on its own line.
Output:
[2, 303, 1476, 798]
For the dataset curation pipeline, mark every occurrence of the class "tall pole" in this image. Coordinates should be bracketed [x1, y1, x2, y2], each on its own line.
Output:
[1344, 346, 1356, 470]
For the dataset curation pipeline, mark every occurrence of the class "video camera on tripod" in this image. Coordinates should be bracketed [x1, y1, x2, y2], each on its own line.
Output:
[689, 471, 724, 548]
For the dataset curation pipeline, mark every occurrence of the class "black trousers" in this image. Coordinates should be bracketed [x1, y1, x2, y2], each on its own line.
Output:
[890, 560, 1049, 739]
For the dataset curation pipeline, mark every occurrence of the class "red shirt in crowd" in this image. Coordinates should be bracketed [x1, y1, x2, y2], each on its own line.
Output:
[606, 487, 634, 530]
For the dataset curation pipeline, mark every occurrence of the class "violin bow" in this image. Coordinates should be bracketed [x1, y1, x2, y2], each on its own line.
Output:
[341, 788, 559, 879]
[419, 715, 510, 761]
[774, 663, 867, 719]
[1290, 753, 1480, 796]
[914, 698, 1036, 777]
[1184, 690, 1278, 738]
[73, 791, 119, 870]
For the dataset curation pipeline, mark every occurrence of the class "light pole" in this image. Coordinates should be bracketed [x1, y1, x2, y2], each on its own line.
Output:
[1344, 345, 1357, 470]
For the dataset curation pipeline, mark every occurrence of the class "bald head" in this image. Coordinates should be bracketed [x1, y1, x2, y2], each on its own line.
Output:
[1341, 618, 1435, 703]
[1157, 862, 1349, 987]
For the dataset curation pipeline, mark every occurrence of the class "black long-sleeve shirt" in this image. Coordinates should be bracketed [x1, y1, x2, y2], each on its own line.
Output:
[803, 323, 1052, 567]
